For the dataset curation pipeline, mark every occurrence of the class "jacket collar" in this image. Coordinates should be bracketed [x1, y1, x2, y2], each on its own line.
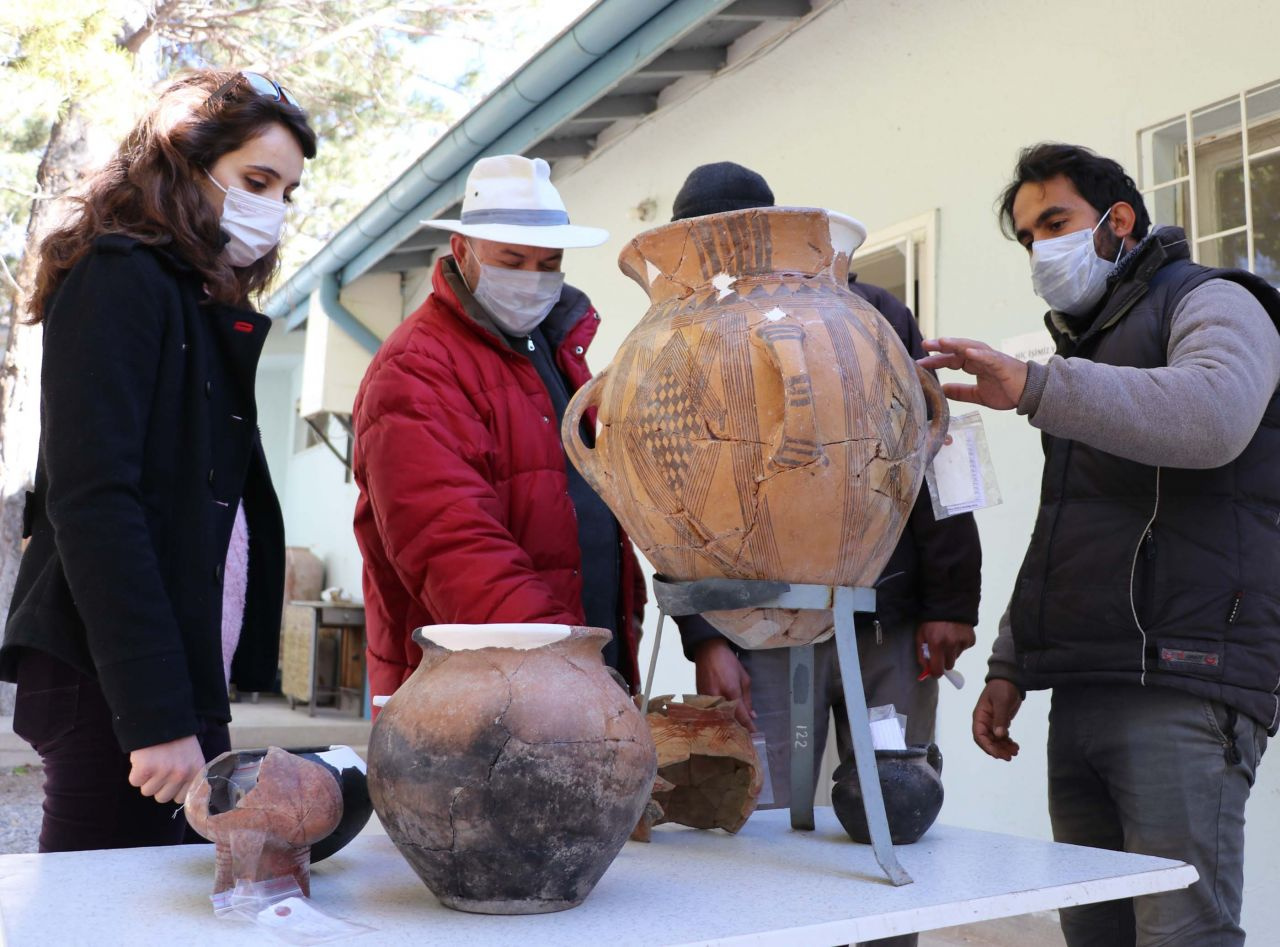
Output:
[93, 233, 198, 277]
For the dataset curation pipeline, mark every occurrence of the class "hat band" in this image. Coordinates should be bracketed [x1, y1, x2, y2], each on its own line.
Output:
[460, 207, 570, 227]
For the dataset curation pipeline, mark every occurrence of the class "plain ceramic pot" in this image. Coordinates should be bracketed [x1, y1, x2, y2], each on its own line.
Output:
[564, 206, 948, 650]
[830, 744, 944, 845]
[366, 624, 657, 915]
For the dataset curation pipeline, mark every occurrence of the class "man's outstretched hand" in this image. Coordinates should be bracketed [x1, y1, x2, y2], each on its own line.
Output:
[919, 338, 1029, 411]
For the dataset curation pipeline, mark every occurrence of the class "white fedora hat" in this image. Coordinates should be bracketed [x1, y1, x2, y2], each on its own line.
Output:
[422, 155, 608, 249]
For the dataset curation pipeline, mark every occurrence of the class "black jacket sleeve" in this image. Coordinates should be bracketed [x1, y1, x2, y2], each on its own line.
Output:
[850, 277, 983, 626]
[905, 494, 982, 624]
[41, 245, 198, 749]
[674, 613, 729, 661]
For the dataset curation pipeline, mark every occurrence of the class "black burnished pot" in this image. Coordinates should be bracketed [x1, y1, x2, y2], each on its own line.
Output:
[224, 744, 372, 862]
[831, 744, 943, 845]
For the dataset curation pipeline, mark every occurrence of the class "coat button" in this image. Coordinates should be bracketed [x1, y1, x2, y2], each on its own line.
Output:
[574, 345, 584, 355]
[214, 563, 223, 582]
[592, 313, 600, 321]
[542, 416, 550, 423]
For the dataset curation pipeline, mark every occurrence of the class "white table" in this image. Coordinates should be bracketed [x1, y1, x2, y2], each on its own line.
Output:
[0, 809, 1195, 945]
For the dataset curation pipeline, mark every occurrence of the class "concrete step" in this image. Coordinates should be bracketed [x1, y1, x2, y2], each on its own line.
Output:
[226, 694, 372, 757]
[922, 912, 1066, 945]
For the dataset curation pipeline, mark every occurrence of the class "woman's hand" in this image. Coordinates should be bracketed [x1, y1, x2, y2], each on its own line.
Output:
[128, 734, 205, 804]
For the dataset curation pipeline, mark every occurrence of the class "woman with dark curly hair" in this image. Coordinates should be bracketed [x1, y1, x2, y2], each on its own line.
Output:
[0, 69, 317, 852]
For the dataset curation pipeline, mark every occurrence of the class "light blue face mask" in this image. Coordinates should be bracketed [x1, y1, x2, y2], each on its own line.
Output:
[466, 248, 565, 337]
[1030, 206, 1121, 315]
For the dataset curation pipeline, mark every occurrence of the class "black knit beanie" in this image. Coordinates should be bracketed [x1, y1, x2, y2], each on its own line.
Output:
[671, 161, 775, 221]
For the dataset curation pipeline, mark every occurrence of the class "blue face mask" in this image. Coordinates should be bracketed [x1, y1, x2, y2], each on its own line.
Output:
[1030, 207, 1121, 315]
[465, 244, 565, 337]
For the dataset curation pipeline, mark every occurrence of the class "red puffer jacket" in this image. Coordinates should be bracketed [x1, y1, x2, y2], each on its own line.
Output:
[353, 258, 644, 704]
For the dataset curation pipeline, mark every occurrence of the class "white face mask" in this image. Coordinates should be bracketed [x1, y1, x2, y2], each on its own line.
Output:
[467, 252, 565, 337]
[1030, 207, 1121, 315]
[206, 170, 286, 267]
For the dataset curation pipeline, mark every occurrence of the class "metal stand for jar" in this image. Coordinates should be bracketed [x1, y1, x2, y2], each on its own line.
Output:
[646, 576, 912, 886]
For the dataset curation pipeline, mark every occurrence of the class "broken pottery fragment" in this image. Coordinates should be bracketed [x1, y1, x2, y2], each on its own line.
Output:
[366, 624, 657, 915]
[563, 207, 949, 649]
[646, 695, 762, 833]
[184, 746, 343, 896]
[630, 774, 675, 842]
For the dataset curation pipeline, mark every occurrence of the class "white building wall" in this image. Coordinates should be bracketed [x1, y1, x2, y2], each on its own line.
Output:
[256, 319, 305, 489]
[540, 0, 1280, 931]
[266, 273, 413, 602]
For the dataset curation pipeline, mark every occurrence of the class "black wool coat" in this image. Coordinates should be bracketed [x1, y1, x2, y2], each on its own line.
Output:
[0, 235, 284, 752]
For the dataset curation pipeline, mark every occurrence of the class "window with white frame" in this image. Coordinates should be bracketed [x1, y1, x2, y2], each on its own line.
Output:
[1138, 80, 1280, 285]
[848, 210, 938, 339]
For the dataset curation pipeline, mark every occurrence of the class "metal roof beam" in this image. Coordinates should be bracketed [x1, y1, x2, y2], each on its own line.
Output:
[566, 94, 659, 122]
[332, 0, 739, 288]
[390, 239, 448, 254]
[635, 47, 726, 77]
[526, 137, 595, 159]
[262, 0, 682, 319]
[715, 0, 811, 18]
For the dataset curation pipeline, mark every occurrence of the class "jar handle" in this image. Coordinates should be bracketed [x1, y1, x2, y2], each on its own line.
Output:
[915, 364, 950, 461]
[755, 320, 826, 470]
[562, 369, 612, 498]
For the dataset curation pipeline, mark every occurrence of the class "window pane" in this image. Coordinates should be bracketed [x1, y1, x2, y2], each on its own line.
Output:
[1141, 119, 1188, 185]
[1251, 151, 1280, 283]
[1192, 98, 1241, 143]
[1197, 231, 1249, 270]
[850, 244, 909, 309]
[1201, 150, 1247, 234]
[1247, 115, 1280, 158]
[1246, 84, 1280, 154]
[1148, 182, 1189, 229]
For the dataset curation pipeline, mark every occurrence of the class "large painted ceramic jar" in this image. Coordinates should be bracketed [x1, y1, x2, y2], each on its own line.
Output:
[564, 207, 948, 649]
[366, 624, 656, 915]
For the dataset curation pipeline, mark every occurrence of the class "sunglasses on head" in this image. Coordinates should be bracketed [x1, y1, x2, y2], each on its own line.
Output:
[208, 71, 302, 111]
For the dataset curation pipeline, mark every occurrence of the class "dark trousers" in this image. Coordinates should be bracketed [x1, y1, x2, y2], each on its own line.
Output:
[11, 648, 230, 852]
[1049, 684, 1265, 947]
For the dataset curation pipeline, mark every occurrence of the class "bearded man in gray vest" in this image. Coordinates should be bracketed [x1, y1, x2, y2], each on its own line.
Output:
[921, 142, 1280, 947]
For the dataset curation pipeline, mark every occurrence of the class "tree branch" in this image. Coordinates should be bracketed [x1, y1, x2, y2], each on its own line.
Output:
[119, 0, 188, 54]
[0, 185, 48, 201]
[0, 255, 23, 301]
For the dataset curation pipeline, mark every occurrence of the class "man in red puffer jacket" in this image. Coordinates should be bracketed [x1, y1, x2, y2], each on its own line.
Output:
[352, 155, 644, 704]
